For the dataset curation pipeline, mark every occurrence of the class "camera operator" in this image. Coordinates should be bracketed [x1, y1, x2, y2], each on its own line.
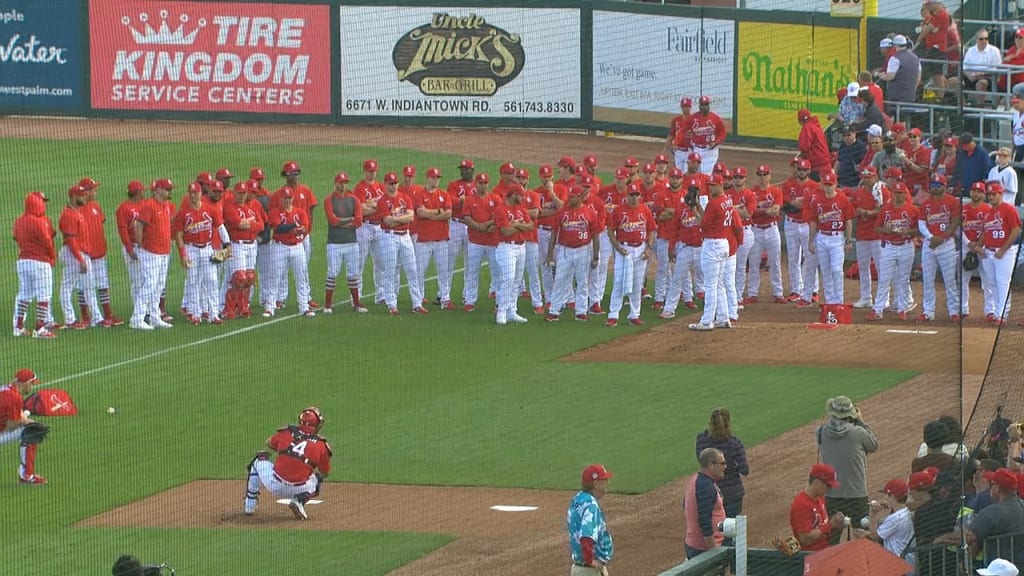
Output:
[816, 396, 879, 545]
[112, 556, 173, 576]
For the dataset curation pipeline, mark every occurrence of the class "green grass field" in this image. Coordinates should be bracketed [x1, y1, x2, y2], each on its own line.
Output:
[0, 138, 916, 575]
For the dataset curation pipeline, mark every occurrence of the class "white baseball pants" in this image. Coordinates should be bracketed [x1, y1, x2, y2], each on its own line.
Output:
[245, 459, 317, 509]
[961, 257, 989, 317]
[735, 226, 754, 301]
[184, 244, 219, 319]
[416, 240, 453, 304]
[653, 237, 672, 303]
[608, 244, 647, 321]
[815, 233, 846, 305]
[378, 231, 422, 311]
[723, 253, 738, 320]
[855, 239, 882, 304]
[122, 245, 143, 304]
[266, 242, 310, 314]
[664, 244, 701, 314]
[748, 224, 783, 298]
[588, 231, 612, 307]
[494, 242, 526, 321]
[673, 149, 692, 171]
[326, 243, 361, 282]
[699, 238, 730, 325]
[256, 242, 272, 307]
[59, 246, 100, 324]
[518, 241, 544, 308]
[872, 243, 914, 315]
[695, 146, 719, 175]
[549, 245, 592, 315]
[131, 248, 169, 324]
[14, 260, 53, 329]
[981, 246, 1019, 321]
[921, 239, 960, 318]
[358, 223, 383, 303]
[463, 242, 495, 306]
[537, 226, 556, 305]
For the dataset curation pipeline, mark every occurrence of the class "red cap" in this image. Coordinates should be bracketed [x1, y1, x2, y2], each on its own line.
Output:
[539, 164, 554, 178]
[984, 469, 1019, 492]
[459, 159, 475, 169]
[909, 128, 922, 137]
[654, 154, 669, 164]
[582, 464, 613, 483]
[908, 470, 937, 490]
[216, 168, 233, 179]
[669, 167, 684, 178]
[790, 155, 801, 166]
[892, 182, 909, 194]
[687, 152, 702, 164]
[499, 162, 516, 175]
[971, 181, 988, 192]
[756, 164, 772, 175]
[363, 159, 379, 172]
[1016, 28, 1024, 38]
[574, 165, 587, 176]
[709, 174, 725, 186]
[383, 172, 399, 185]
[581, 175, 594, 187]
[881, 478, 909, 499]
[820, 170, 837, 184]
[930, 174, 948, 186]
[279, 186, 294, 198]
[614, 167, 629, 179]
[515, 168, 528, 179]
[733, 166, 748, 177]
[624, 156, 640, 168]
[402, 165, 416, 177]
[810, 463, 839, 487]
[861, 166, 879, 177]
[187, 182, 202, 194]
[884, 167, 904, 180]
[558, 156, 576, 169]
[723, 169, 733, 179]
[426, 167, 441, 179]
[78, 177, 99, 190]
[583, 154, 598, 167]
[987, 182, 1004, 194]
[14, 368, 38, 384]
[67, 185, 85, 199]
[210, 181, 224, 192]
[680, 97, 693, 108]
[944, 137, 958, 147]
[797, 108, 812, 121]
[642, 163, 656, 174]
[334, 172, 350, 184]
[796, 159, 811, 171]
[196, 172, 214, 184]
[891, 122, 906, 133]
[249, 168, 265, 181]
[699, 95, 711, 105]
[127, 180, 145, 194]
[627, 183, 642, 195]
[233, 181, 250, 193]
[475, 173, 489, 184]
[281, 161, 300, 176]
[568, 185, 585, 197]
[153, 178, 174, 191]
[712, 162, 727, 174]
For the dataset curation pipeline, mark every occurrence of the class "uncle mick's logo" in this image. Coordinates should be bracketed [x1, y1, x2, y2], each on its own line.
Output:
[392, 13, 525, 97]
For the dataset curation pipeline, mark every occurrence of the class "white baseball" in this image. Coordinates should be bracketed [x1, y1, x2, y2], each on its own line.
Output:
[21, 410, 30, 419]
[107, 407, 116, 415]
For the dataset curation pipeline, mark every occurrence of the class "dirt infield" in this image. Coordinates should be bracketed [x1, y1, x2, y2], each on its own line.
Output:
[17, 116, 993, 576]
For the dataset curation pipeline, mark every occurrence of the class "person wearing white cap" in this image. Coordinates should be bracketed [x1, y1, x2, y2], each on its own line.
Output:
[877, 35, 921, 108]
[832, 82, 865, 126]
[978, 559, 1019, 576]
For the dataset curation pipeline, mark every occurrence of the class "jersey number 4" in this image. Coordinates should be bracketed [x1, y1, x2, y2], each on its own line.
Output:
[287, 440, 309, 458]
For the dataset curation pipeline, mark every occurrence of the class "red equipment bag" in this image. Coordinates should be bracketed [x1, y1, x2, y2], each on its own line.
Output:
[24, 389, 78, 416]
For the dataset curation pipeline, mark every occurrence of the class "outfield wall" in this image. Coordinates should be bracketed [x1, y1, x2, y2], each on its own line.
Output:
[0, 0, 862, 146]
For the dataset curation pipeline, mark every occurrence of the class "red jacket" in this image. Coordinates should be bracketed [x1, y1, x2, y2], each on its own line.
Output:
[798, 117, 831, 172]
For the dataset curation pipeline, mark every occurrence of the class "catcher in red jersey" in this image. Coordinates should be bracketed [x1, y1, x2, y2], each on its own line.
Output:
[0, 369, 50, 484]
[13, 192, 57, 338]
[243, 406, 332, 520]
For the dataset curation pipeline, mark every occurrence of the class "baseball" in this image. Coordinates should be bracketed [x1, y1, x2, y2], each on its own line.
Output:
[22, 410, 30, 419]
[107, 406, 116, 415]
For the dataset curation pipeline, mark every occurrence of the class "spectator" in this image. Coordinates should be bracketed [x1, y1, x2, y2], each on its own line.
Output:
[695, 407, 749, 517]
[988, 147, 1019, 206]
[874, 37, 896, 76]
[916, 415, 969, 458]
[790, 463, 846, 551]
[961, 29, 1003, 108]
[860, 132, 885, 172]
[879, 35, 922, 110]
[858, 70, 886, 112]
[903, 128, 933, 199]
[797, 109, 831, 180]
[933, 136, 958, 181]
[836, 126, 867, 187]
[832, 82, 866, 126]
[908, 468, 958, 576]
[1012, 97, 1024, 189]
[871, 132, 909, 176]
[997, 30, 1024, 106]
[683, 448, 727, 559]
[970, 458, 1004, 513]
[816, 395, 879, 544]
[966, 469, 1024, 564]
[852, 90, 887, 139]
[916, 1, 952, 95]
[913, 420, 956, 472]
[955, 133, 993, 197]
[892, 122, 913, 154]
[854, 478, 915, 564]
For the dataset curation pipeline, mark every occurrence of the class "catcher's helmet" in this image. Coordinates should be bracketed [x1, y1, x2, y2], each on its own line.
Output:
[298, 406, 324, 431]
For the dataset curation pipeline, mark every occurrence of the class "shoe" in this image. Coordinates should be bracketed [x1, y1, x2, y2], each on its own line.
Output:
[545, 314, 560, 323]
[905, 301, 917, 313]
[866, 311, 883, 321]
[714, 321, 732, 329]
[130, 319, 154, 330]
[45, 322, 63, 331]
[275, 301, 284, 309]
[322, 307, 333, 315]
[189, 315, 201, 325]
[222, 311, 237, 320]
[519, 291, 530, 299]
[642, 288, 653, 300]
[575, 314, 589, 322]
[737, 304, 745, 311]
[811, 293, 819, 303]
[302, 311, 315, 318]
[107, 315, 125, 326]
[916, 313, 933, 323]
[510, 314, 528, 324]
[852, 298, 872, 309]
[160, 313, 174, 323]
[950, 315, 961, 323]
[684, 301, 697, 309]
[993, 319, 1007, 327]
[464, 304, 475, 312]
[68, 320, 89, 330]
[773, 296, 788, 304]
[794, 299, 813, 308]
[590, 303, 606, 315]
[605, 318, 618, 327]
[652, 301, 664, 310]
[531, 306, 545, 315]
[433, 296, 443, 306]
[261, 310, 273, 318]
[389, 308, 400, 316]
[786, 292, 800, 302]
[32, 328, 56, 339]
[443, 302, 457, 311]
[629, 318, 645, 326]
[495, 315, 507, 326]
[243, 502, 256, 516]
[12, 328, 25, 337]
[92, 319, 114, 328]
[688, 323, 714, 331]
[696, 292, 705, 300]
[308, 300, 320, 310]
[897, 312, 907, 321]
[352, 305, 368, 313]
[211, 317, 224, 325]
[412, 306, 429, 315]
[658, 311, 676, 319]
[151, 318, 173, 329]
[288, 498, 307, 520]
[742, 296, 758, 305]
[986, 313, 996, 324]
[488, 292, 496, 300]
[19, 474, 47, 485]
[421, 298, 428, 306]
[567, 302, 576, 310]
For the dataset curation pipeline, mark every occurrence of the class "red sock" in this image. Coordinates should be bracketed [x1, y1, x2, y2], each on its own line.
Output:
[79, 304, 91, 323]
[20, 444, 37, 478]
[159, 297, 166, 314]
[325, 289, 334, 309]
[35, 302, 49, 330]
[102, 302, 114, 318]
[348, 278, 361, 307]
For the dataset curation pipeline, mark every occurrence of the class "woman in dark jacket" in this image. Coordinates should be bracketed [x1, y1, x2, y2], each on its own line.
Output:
[695, 407, 750, 517]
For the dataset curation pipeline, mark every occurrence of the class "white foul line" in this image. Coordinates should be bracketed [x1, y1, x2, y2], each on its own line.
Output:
[885, 329, 939, 335]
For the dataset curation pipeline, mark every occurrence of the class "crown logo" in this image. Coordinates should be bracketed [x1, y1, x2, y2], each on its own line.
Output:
[121, 9, 206, 46]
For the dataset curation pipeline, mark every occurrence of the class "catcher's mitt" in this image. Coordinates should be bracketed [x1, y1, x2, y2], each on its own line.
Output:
[21, 421, 50, 444]
[772, 535, 801, 557]
[210, 248, 230, 264]
[781, 202, 802, 215]
[963, 251, 979, 272]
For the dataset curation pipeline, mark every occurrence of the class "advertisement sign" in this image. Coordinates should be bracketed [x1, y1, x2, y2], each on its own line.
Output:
[89, 0, 331, 114]
[592, 11, 734, 129]
[339, 7, 581, 118]
[0, 0, 83, 111]
[735, 23, 858, 139]
[830, 0, 865, 18]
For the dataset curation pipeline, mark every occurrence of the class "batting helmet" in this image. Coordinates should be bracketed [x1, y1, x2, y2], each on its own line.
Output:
[281, 161, 301, 176]
[298, 406, 324, 432]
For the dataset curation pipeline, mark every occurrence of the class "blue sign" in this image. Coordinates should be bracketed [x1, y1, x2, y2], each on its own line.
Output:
[0, 0, 83, 111]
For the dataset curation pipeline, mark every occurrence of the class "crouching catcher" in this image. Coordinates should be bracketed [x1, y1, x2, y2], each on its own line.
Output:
[0, 369, 50, 485]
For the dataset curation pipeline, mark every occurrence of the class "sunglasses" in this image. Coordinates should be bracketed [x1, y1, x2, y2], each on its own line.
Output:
[909, 135, 920, 139]
[978, 36, 989, 41]
[756, 172, 770, 176]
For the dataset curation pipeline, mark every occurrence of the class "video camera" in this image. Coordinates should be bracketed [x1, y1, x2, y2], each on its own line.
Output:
[112, 556, 176, 576]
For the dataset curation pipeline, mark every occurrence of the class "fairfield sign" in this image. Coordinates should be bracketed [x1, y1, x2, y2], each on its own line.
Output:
[89, 1, 330, 114]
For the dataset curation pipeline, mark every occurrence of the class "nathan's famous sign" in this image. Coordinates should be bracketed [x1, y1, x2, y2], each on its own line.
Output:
[392, 12, 525, 97]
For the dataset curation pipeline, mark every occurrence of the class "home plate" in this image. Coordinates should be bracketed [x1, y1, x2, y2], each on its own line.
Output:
[490, 505, 539, 512]
[276, 499, 323, 505]
[886, 329, 939, 335]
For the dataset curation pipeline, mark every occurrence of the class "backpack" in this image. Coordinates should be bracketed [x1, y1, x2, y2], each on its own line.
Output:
[24, 389, 78, 416]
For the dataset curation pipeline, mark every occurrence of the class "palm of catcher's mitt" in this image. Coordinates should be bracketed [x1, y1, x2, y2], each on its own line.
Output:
[772, 535, 801, 557]
[210, 248, 230, 264]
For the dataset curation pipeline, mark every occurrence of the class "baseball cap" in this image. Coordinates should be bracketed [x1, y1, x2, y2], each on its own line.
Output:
[14, 368, 38, 384]
[580, 175, 594, 187]
[797, 108, 812, 122]
[515, 168, 529, 179]
[977, 559, 1019, 576]
[475, 173, 490, 184]
[383, 172, 399, 185]
[669, 168, 684, 178]
[78, 177, 99, 190]
[709, 174, 725, 186]
[614, 167, 630, 179]
[539, 164, 554, 178]
[987, 182, 1005, 194]
[983, 469, 1020, 492]
[499, 162, 516, 175]
[712, 162, 727, 174]
[459, 159, 475, 169]
[687, 152, 702, 163]
[281, 161, 300, 176]
[861, 166, 878, 177]
[892, 122, 906, 134]
[733, 166, 748, 178]
[233, 181, 250, 193]
[699, 95, 711, 105]
[642, 163, 656, 174]
[680, 97, 693, 107]
[582, 464, 613, 483]
[880, 37, 894, 48]
[216, 168, 233, 179]
[426, 167, 441, 179]
[880, 478, 909, 499]
[583, 155, 598, 167]
[574, 165, 587, 176]
[279, 186, 294, 198]
[334, 172, 350, 184]
[757, 164, 772, 175]
[909, 128, 922, 137]
[402, 165, 416, 177]
[847, 82, 860, 98]
[908, 470, 937, 490]
[893, 34, 909, 46]
[810, 463, 840, 487]
[892, 182, 909, 194]
[558, 156, 576, 169]
[568, 185, 585, 198]
[944, 137, 958, 147]
[796, 159, 811, 171]
[931, 174, 948, 186]
[624, 156, 640, 168]
[627, 183, 642, 195]
[885, 167, 904, 180]
[127, 180, 146, 194]
[971, 181, 988, 192]
[654, 154, 669, 164]
[1016, 28, 1024, 38]
[249, 168, 265, 181]
[152, 178, 174, 191]
[196, 172, 214, 184]
[363, 159, 379, 172]
[820, 170, 837, 185]
[210, 181, 224, 192]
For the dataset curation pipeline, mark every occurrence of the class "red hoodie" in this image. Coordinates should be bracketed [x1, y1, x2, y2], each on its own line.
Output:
[799, 117, 831, 173]
[13, 193, 56, 265]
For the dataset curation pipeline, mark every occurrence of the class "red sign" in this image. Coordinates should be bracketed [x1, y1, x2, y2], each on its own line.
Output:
[89, 0, 330, 114]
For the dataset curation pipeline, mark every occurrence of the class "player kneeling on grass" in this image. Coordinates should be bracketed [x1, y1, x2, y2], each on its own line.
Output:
[244, 406, 332, 520]
[0, 369, 50, 485]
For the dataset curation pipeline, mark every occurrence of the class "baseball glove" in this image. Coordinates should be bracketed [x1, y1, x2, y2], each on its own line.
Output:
[781, 202, 802, 216]
[21, 421, 50, 444]
[209, 248, 230, 264]
[772, 535, 801, 557]
[963, 251, 979, 272]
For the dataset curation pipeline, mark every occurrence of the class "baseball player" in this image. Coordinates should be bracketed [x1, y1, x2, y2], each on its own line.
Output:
[414, 168, 454, 309]
[13, 192, 57, 338]
[746, 165, 785, 303]
[223, 181, 266, 319]
[782, 159, 821, 306]
[354, 160, 385, 304]
[462, 173, 498, 312]
[960, 181, 992, 319]
[669, 97, 694, 169]
[867, 182, 920, 321]
[683, 154, 709, 298]
[274, 162, 319, 311]
[129, 179, 175, 330]
[557, 157, 577, 190]
[623, 156, 641, 182]
[589, 168, 628, 314]
[651, 169, 684, 309]
[78, 178, 121, 327]
[244, 406, 331, 520]
[535, 165, 568, 309]
[850, 167, 889, 308]
[605, 184, 655, 327]
[972, 181, 1022, 325]
[544, 186, 601, 322]
[376, 172, 426, 315]
[516, 168, 545, 313]
[661, 184, 703, 318]
[689, 175, 734, 331]
[806, 171, 856, 305]
[399, 165, 423, 245]
[917, 175, 962, 322]
[687, 96, 727, 174]
[722, 184, 745, 323]
[116, 181, 146, 306]
[446, 160, 475, 297]
[652, 155, 671, 184]
[264, 187, 314, 318]
[189, 179, 228, 316]
[173, 182, 231, 324]
[58, 185, 101, 330]
[0, 369, 50, 484]
[583, 155, 602, 189]
[215, 168, 234, 194]
[578, 176, 607, 315]
[493, 184, 533, 325]
[250, 168, 275, 310]
[323, 172, 366, 313]
[729, 167, 757, 305]
[568, 464, 614, 576]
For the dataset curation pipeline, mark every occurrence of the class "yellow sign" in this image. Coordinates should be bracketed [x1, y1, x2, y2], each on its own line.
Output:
[736, 23, 859, 140]
[830, 0, 864, 18]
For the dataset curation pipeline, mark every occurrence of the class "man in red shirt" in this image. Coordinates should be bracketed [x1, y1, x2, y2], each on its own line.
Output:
[790, 464, 846, 551]
[0, 369, 50, 484]
[689, 175, 734, 330]
[78, 177, 122, 327]
[797, 109, 831, 180]
[971, 182, 1022, 325]
[688, 96, 728, 174]
[130, 180, 175, 330]
[652, 169, 684, 309]
[867, 182, 920, 321]
[58, 185, 101, 330]
[806, 171, 856, 305]
[354, 159, 386, 305]
[414, 168, 454, 309]
[174, 182, 231, 324]
[850, 167, 889, 308]
[399, 165, 423, 243]
[13, 192, 57, 338]
[747, 165, 785, 303]
[535, 165, 567, 310]
[667, 97, 693, 168]
[376, 172, 424, 316]
[244, 406, 332, 520]
[729, 167, 758, 305]
[903, 129, 933, 201]
[605, 184, 655, 327]
[516, 168, 545, 314]
[661, 182, 704, 318]
[276, 161, 319, 310]
[782, 160, 821, 306]
[116, 181, 147, 309]
[265, 187, 315, 318]
[223, 181, 266, 318]
[589, 168, 626, 314]
[447, 160, 475, 300]
[462, 173, 499, 312]
[544, 185, 601, 322]
[917, 175, 962, 322]
[960, 181, 991, 319]
[492, 184, 533, 325]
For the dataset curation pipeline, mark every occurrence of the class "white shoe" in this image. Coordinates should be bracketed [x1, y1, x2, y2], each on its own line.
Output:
[243, 501, 257, 515]
[852, 298, 872, 309]
[322, 307, 333, 315]
[658, 311, 676, 319]
[714, 321, 732, 329]
[737, 304, 745, 311]
[130, 320, 154, 331]
[302, 311, 315, 318]
[510, 314, 528, 323]
[495, 314, 507, 326]
[288, 498, 308, 520]
[905, 301, 917, 313]
[32, 327, 56, 339]
[12, 328, 25, 337]
[352, 305, 368, 313]
[262, 310, 274, 318]
[150, 318, 173, 329]
[688, 323, 714, 331]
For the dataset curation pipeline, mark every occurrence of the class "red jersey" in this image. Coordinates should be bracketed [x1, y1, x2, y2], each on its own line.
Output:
[115, 200, 143, 252]
[14, 194, 56, 265]
[597, 183, 625, 220]
[268, 208, 310, 245]
[669, 198, 703, 249]
[376, 192, 415, 233]
[464, 193, 499, 246]
[653, 187, 682, 238]
[493, 202, 532, 243]
[728, 187, 757, 226]
[687, 111, 727, 148]
[851, 185, 890, 241]
[174, 200, 224, 246]
[921, 194, 961, 238]
[414, 187, 452, 242]
[876, 201, 919, 244]
[268, 425, 332, 483]
[535, 183, 569, 229]
[80, 200, 107, 258]
[638, 180, 665, 207]
[223, 198, 266, 243]
[522, 190, 542, 242]
[684, 171, 710, 195]
[354, 180, 386, 224]
[399, 183, 424, 235]
[961, 202, 992, 242]
[806, 191, 856, 233]
[781, 178, 820, 224]
[751, 184, 783, 226]
[59, 205, 90, 263]
[446, 179, 474, 220]
[670, 113, 692, 149]
[701, 194, 735, 239]
[982, 202, 1023, 250]
[790, 491, 831, 552]
[923, 8, 950, 51]
[553, 205, 601, 249]
[0, 384, 26, 431]
[582, 193, 607, 233]
[491, 180, 517, 202]
[903, 145, 933, 193]
[137, 198, 173, 255]
[859, 148, 878, 173]
[610, 203, 656, 245]
[999, 46, 1024, 90]
[271, 184, 317, 230]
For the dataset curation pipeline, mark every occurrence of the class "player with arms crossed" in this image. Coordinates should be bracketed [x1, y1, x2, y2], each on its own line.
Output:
[377, 172, 426, 315]
[544, 185, 602, 322]
[244, 406, 332, 520]
[688, 96, 728, 174]
[322, 173, 366, 313]
[174, 182, 232, 324]
[0, 369, 50, 484]
[971, 182, 1022, 326]
[867, 182, 920, 321]
[850, 167, 889, 308]
[746, 165, 785, 303]
[116, 181, 147, 306]
[806, 171, 856, 305]
[960, 182, 991, 319]
[414, 168, 454, 309]
[493, 184, 533, 325]
[916, 175, 962, 322]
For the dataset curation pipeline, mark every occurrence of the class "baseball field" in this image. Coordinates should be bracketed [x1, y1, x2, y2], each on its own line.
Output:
[0, 118, 991, 576]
